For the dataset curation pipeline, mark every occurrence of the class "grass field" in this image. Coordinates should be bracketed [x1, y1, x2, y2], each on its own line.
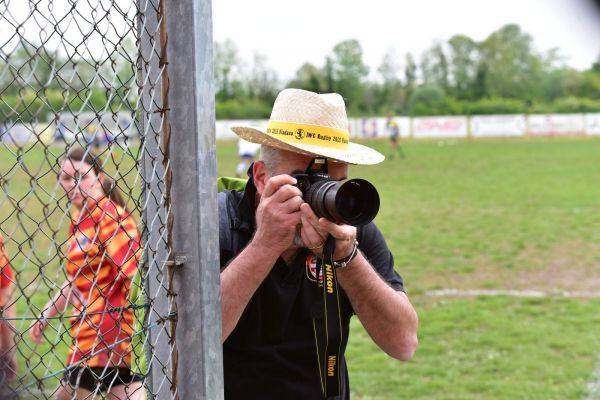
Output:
[2, 136, 600, 399]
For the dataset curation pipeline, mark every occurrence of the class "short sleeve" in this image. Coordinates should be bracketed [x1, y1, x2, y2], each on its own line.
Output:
[357, 222, 404, 292]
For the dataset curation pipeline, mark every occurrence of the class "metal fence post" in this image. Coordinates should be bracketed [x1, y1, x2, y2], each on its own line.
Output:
[140, 0, 222, 398]
[165, 0, 223, 399]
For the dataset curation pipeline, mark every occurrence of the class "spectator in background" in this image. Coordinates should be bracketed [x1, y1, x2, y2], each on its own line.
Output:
[235, 138, 261, 178]
[29, 148, 143, 400]
[0, 234, 17, 394]
[386, 113, 405, 159]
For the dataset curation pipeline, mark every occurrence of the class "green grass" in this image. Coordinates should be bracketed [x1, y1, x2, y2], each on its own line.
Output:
[2, 136, 600, 399]
[219, 136, 600, 399]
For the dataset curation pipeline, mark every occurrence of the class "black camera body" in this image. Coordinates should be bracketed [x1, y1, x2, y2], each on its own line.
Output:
[294, 158, 380, 226]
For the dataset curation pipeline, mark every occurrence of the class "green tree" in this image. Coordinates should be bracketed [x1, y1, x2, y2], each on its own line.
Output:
[447, 34, 479, 100]
[329, 39, 369, 113]
[377, 48, 405, 113]
[408, 84, 446, 116]
[214, 39, 241, 101]
[421, 42, 449, 91]
[404, 52, 417, 99]
[246, 52, 279, 104]
[287, 63, 326, 93]
[479, 24, 544, 100]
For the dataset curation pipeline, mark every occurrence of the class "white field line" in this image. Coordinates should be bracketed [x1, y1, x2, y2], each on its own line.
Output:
[584, 358, 600, 400]
[425, 288, 600, 298]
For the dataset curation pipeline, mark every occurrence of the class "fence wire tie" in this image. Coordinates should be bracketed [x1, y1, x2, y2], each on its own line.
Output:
[153, 107, 171, 114]
[165, 254, 186, 268]
[156, 311, 178, 325]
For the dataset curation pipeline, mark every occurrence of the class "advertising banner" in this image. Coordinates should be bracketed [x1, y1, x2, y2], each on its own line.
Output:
[528, 114, 585, 136]
[413, 116, 468, 138]
[216, 120, 268, 139]
[584, 113, 600, 135]
[351, 117, 410, 139]
[0, 123, 35, 144]
[470, 115, 526, 137]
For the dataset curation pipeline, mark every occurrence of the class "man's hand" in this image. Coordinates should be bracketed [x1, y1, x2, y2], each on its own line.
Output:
[300, 203, 357, 260]
[253, 175, 303, 256]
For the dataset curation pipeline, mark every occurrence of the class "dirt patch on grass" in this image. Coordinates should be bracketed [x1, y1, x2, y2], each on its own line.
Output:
[420, 241, 600, 294]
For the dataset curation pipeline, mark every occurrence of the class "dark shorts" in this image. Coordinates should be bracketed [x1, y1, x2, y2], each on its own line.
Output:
[63, 366, 143, 392]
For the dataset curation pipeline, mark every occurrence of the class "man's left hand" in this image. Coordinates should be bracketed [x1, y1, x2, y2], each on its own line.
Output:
[299, 203, 357, 260]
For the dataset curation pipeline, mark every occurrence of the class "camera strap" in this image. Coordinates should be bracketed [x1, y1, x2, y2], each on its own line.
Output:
[312, 235, 343, 399]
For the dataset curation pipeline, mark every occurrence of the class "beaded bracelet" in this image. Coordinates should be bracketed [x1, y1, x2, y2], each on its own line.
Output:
[332, 240, 359, 269]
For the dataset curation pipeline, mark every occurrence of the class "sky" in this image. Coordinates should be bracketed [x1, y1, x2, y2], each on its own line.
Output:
[212, 0, 600, 81]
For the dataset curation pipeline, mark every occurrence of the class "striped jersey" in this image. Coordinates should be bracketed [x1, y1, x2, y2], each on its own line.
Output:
[65, 198, 141, 368]
[0, 234, 14, 306]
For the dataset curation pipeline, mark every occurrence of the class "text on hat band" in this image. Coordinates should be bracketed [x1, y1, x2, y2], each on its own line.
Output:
[266, 121, 349, 149]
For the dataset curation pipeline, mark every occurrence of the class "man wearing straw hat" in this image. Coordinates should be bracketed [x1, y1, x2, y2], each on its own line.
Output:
[219, 88, 418, 399]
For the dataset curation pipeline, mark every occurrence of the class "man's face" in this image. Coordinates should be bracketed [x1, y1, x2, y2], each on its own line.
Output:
[254, 149, 350, 249]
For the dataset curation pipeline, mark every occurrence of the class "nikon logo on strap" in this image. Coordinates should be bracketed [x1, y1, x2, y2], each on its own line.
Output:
[325, 263, 334, 294]
[327, 355, 337, 377]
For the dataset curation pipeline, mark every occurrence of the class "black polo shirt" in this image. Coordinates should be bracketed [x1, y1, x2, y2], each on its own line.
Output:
[220, 180, 404, 399]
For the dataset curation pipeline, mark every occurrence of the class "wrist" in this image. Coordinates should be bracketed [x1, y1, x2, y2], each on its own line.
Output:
[333, 240, 359, 269]
[246, 239, 281, 266]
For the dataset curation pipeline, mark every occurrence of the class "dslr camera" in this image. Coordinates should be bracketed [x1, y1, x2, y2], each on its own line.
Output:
[294, 158, 379, 226]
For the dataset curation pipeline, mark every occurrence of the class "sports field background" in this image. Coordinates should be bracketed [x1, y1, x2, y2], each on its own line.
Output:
[218, 136, 600, 400]
[1, 136, 599, 399]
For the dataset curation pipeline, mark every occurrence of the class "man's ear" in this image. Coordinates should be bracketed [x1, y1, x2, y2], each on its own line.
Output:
[252, 161, 269, 196]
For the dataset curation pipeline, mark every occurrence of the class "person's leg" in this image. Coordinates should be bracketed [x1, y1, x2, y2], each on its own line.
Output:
[107, 381, 144, 400]
[57, 366, 103, 400]
[397, 141, 406, 159]
[55, 381, 96, 400]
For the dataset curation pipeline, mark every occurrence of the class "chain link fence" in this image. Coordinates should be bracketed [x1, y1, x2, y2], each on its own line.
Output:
[0, 0, 179, 398]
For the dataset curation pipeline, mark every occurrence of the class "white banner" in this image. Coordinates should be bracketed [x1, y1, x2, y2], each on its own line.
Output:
[350, 117, 410, 139]
[216, 114, 599, 141]
[471, 115, 526, 137]
[528, 114, 585, 136]
[584, 113, 600, 135]
[216, 119, 268, 139]
[413, 116, 468, 138]
[0, 123, 35, 144]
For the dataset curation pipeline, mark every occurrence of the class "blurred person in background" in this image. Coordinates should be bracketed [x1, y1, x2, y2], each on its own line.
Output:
[386, 112, 405, 159]
[29, 148, 144, 400]
[235, 137, 261, 177]
[0, 234, 17, 398]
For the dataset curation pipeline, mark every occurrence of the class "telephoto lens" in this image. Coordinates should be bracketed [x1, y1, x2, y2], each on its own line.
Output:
[304, 178, 379, 226]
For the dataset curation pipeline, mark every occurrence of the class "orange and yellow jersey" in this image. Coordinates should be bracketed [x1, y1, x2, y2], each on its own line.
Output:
[65, 197, 141, 368]
[0, 234, 14, 307]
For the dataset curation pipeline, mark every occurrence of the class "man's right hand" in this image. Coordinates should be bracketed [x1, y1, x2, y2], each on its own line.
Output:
[252, 174, 303, 256]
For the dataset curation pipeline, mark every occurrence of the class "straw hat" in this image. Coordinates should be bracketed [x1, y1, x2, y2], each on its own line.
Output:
[231, 89, 384, 165]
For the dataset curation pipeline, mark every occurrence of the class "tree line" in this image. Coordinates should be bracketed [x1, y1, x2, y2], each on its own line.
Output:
[215, 23, 600, 118]
[2, 24, 599, 124]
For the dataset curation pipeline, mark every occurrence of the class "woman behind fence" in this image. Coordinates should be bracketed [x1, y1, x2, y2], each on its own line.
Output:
[0, 234, 17, 397]
[29, 148, 144, 400]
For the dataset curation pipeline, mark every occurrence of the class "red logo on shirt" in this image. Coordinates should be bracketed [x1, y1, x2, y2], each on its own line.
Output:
[305, 254, 323, 284]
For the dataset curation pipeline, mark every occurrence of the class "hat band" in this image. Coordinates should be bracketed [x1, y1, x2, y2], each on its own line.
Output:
[266, 121, 349, 149]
